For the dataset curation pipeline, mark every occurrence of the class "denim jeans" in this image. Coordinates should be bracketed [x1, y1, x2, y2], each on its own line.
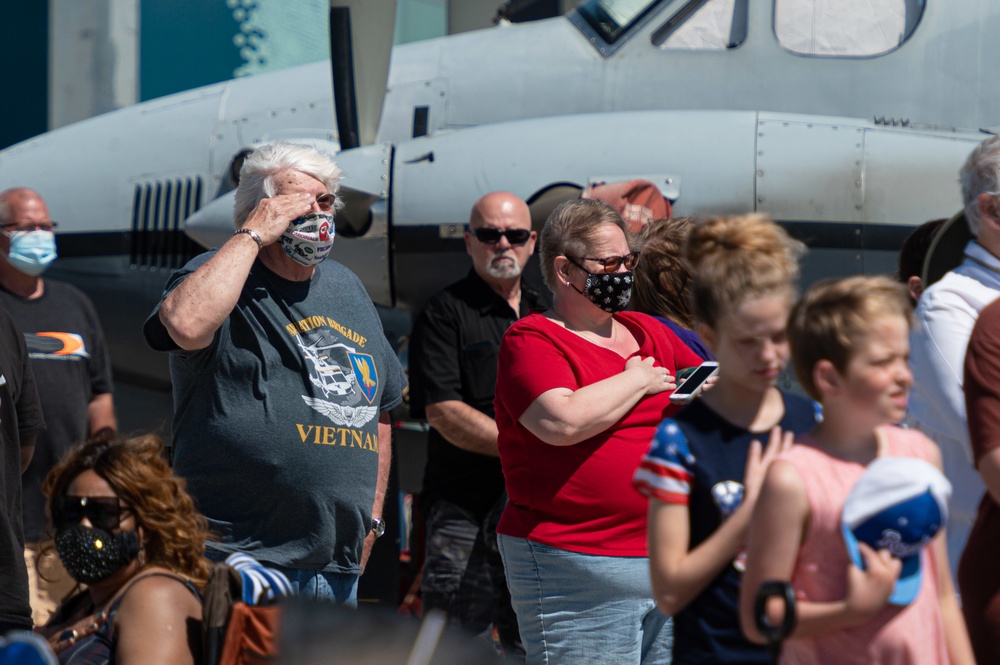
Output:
[269, 566, 359, 607]
[206, 548, 359, 607]
[497, 534, 672, 665]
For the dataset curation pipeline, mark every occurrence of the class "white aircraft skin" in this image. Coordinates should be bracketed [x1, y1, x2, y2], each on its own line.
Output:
[0, 0, 994, 391]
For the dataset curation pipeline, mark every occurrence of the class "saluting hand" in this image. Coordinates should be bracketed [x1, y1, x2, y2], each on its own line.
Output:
[240, 192, 317, 247]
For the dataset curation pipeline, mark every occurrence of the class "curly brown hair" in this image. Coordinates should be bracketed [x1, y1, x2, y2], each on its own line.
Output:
[42, 433, 213, 585]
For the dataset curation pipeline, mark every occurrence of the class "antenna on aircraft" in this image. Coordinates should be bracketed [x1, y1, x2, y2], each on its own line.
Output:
[329, 0, 397, 149]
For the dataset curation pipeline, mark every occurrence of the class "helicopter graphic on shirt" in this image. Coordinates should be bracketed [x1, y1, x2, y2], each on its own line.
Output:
[296, 334, 379, 427]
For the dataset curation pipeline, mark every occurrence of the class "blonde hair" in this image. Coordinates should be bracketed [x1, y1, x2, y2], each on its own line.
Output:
[685, 214, 804, 328]
[788, 275, 912, 401]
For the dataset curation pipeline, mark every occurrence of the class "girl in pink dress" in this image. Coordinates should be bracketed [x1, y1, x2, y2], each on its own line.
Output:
[739, 276, 974, 665]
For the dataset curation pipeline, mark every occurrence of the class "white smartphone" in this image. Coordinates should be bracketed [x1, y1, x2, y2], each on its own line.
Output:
[669, 361, 719, 405]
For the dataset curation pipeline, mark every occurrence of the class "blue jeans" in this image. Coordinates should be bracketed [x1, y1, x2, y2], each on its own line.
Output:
[497, 535, 672, 665]
[206, 549, 358, 607]
[270, 566, 359, 607]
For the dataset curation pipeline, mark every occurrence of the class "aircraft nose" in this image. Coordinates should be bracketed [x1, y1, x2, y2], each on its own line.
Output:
[183, 190, 238, 249]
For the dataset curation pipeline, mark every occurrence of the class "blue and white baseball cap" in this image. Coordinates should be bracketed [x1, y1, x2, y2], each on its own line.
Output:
[840, 457, 952, 606]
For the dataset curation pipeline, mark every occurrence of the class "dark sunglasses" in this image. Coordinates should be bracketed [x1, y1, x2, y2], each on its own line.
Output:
[315, 193, 337, 212]
[52, 496, 127, 532]
[568, 251, 640, 273]
[470, 228, 532, 245]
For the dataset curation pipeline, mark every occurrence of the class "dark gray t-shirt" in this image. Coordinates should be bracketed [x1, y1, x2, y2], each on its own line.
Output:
[144, 251, 406, 574]
[0, 306, 44, 628]
[0, 280, 113, 542]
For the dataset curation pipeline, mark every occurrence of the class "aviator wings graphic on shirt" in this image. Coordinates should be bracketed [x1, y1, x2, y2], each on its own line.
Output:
[296, 333, 379, 427]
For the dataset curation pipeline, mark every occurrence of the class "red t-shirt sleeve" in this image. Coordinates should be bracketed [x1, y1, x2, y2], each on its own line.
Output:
[496, 321, 578, 422]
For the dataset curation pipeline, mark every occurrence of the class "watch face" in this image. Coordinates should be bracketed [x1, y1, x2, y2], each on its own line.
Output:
[372, 518, 386, 538]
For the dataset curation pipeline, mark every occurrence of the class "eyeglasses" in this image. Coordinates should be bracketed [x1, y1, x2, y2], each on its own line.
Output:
[1, 222, 58, 233]
[470, 228, 532, 246]
[315, 194, 336, 212]
[52, 496, 128, 532]
[567, 251, 640, 273]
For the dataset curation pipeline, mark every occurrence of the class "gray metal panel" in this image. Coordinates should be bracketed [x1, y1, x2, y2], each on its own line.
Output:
[862, 128, 980, 225]
[390, 109, 759, 227]
[756, 117, 865, 222]
[378, 77, 450, 140]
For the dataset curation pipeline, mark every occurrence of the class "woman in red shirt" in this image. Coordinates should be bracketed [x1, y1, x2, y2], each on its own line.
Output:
[495, 199, 702, 664]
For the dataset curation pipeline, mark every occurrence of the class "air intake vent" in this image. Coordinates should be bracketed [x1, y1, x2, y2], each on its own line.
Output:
[130, 177, 205, 269]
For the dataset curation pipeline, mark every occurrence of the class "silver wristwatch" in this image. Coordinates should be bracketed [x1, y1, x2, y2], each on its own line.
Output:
[371, 517, 386, 538]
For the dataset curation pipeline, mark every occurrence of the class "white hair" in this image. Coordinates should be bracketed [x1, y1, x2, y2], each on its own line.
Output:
[959, 135, 1000, 237]
[232, 142, 344, 228]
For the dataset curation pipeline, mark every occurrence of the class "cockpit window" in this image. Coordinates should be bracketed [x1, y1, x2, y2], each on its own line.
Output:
[774, 0, 924, 57]
[653, 0, 747, 50]
[575, 0, 661, 44]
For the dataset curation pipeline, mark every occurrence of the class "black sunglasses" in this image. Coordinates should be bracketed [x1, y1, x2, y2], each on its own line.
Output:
[52, 496, 127, 532]
[470, 228, 532, 245]
[568, 251, 640, 273]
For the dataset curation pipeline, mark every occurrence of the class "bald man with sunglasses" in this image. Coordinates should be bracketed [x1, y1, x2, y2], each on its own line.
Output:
[409, 192, 547, 649]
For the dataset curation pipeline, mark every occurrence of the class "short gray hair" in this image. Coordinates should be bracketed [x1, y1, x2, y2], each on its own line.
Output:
[960, 135, 1000, 237]
[539, 199, 627, 292]
[232, 142, 344, 228]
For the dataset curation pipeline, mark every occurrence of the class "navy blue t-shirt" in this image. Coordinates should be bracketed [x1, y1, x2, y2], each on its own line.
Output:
[636, 391, 820, 664]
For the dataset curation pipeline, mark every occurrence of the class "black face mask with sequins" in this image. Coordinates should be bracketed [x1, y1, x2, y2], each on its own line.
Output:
[55, 525, 140, 584]
[571, 270, 634, 313]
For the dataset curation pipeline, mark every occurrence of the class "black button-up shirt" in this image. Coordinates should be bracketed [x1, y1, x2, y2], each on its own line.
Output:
[410, 269, 549, 520]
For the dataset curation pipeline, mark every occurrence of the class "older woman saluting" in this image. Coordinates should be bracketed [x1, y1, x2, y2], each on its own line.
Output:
[495, 200, 703, 664]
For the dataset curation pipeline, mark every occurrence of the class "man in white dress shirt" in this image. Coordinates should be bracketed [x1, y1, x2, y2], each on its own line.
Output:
[909, 135, 1000, 573]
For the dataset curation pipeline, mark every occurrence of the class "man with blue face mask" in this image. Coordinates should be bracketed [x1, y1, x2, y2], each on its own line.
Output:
[0, 187, 116, 626]
[143, 142, 406, 605]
